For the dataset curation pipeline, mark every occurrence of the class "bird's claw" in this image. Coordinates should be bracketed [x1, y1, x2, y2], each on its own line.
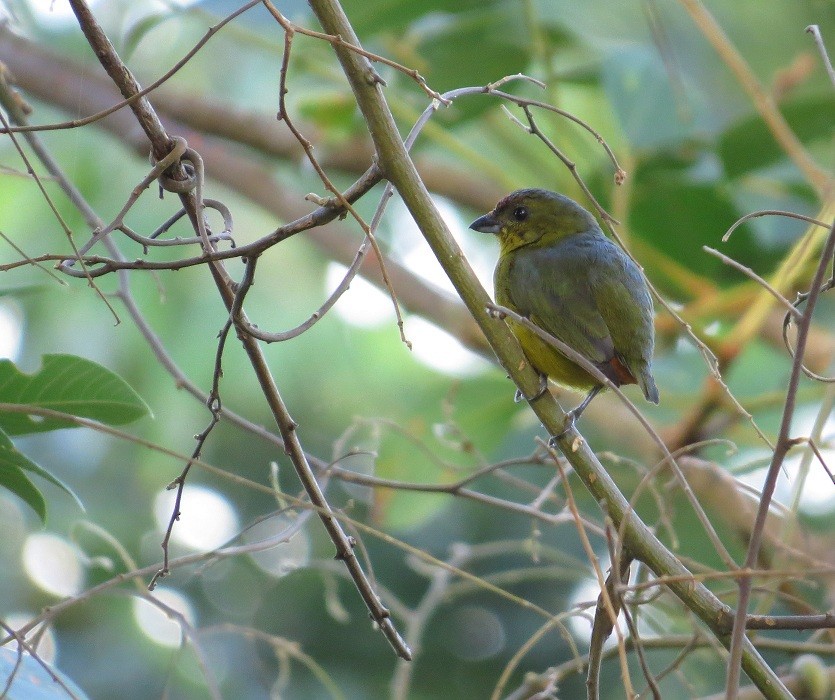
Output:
[548, 385, 602, 443]
[514, 374, 548, 403]
[548, 411, 577, 447]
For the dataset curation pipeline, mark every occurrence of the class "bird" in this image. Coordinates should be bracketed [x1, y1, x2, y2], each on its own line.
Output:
[469, 188, 658, 434]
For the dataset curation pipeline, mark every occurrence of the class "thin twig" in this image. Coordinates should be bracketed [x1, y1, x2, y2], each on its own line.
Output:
[489, 302, 738, 570]
[703, 246, 803, 319]
[541, 441, 635, 699]
[806, 25, 835, 87]
[67, 0, 411, 660]
[390, 545, 469, 700]
[618, 575, 662, 700]
[204, 625, 345, 700]
[327, 462, 586, 530]
[726, 220, 835, 697]
[722, 209, 830, 243]
[490, 607, 583, 700]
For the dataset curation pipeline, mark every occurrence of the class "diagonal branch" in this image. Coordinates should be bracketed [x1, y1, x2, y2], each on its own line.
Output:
[66, 0, 411, 660]
[725, 219, 835, 697]
[306, 0, 792, 696]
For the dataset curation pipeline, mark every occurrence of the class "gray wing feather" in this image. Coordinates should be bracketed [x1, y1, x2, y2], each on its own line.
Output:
[502, 235, 614, 364]
[502, 233, 658, 401]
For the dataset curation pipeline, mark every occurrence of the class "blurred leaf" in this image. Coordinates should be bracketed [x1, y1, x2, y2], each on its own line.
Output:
[629, 153, 788, 290]
[0, 646, 91, 699]
[534, 0, 650, 43]
[297, 91, 363, 142]
[602, 45, 709, 150]
[341, 0, 496, 35]
[0, 427, 83, 520]
[449, 376, 521, 453]
[0, 354, 150, 436]
[717, 94, 835, 179]
[406, 4, 530, 97]
[121, 11, 170, 60]
[0, 437, 46, 522]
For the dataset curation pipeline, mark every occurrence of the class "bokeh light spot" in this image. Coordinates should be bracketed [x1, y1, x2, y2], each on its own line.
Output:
[133, 588, 195, 648]
[326, 262, 395, 328]
[244, 515, 311, 578]
[443, 605, 505, 661]
[154, 485, 239, 552]
[406, 316, 490, 377]
[0, 300, 23, 360]
[567, 573, 621, 646]
[22, 533, 84, 597]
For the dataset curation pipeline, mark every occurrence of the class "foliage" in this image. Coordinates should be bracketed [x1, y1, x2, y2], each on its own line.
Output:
[0, 1, 833, 698]
[0, 354, 147, 520]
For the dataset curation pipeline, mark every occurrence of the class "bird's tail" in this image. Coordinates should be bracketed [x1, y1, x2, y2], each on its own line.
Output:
[639, 370, 659, 405]
[609, 355, 659, 405]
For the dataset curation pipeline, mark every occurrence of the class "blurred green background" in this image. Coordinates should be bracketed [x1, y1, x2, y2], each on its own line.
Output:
[0, 0, 833, 698]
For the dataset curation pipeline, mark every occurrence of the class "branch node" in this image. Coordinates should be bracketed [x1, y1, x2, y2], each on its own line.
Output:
[365, 66, 386, 86]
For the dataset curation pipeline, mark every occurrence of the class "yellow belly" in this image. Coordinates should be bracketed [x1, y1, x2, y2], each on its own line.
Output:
[507, 318, 598, 392]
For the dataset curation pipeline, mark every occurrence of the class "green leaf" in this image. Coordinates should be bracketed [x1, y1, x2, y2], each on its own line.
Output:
[717, 94, 835, 179]
[0, 446, 46, 521]
[0, 354, 150, 436]
[0, 427, 84, 520]
[406, 4, 530, 96]
[121, 11, 171, 60]
[629, 153, 788, 289]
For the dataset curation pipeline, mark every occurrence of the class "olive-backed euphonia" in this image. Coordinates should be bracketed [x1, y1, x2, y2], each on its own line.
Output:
[470, 188, 658, 429]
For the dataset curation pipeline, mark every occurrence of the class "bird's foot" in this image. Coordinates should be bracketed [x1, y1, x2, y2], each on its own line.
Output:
[548, 410, 577, 447]
[514, 373, 548, 403]
[547, 385, 604, 446]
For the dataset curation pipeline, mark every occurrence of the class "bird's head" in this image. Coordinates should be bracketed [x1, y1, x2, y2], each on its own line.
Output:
[469, 189, 599, 255]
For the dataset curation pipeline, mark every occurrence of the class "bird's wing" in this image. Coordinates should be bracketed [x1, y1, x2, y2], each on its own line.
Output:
[503, 239, 614, 365]
[587, 239, 655, 368]
[587, 238, 659, 401]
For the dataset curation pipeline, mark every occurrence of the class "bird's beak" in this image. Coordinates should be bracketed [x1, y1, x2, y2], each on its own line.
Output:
[469, 212, 501, 234]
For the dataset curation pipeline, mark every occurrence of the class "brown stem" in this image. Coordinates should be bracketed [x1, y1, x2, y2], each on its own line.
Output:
[726, 220, 835, 697]
[66, 0, 411, 660]
[307, 0, 790, 696]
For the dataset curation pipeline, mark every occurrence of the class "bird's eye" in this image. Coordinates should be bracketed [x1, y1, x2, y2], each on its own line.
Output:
[513, 206, 528, 221]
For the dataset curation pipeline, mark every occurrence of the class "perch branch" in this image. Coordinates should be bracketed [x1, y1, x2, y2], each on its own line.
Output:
[307, 0, 790, 695]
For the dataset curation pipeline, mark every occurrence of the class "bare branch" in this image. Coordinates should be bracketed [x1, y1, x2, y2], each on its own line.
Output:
[806, 25, 835, 87]
[726, 219, 835, 696]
